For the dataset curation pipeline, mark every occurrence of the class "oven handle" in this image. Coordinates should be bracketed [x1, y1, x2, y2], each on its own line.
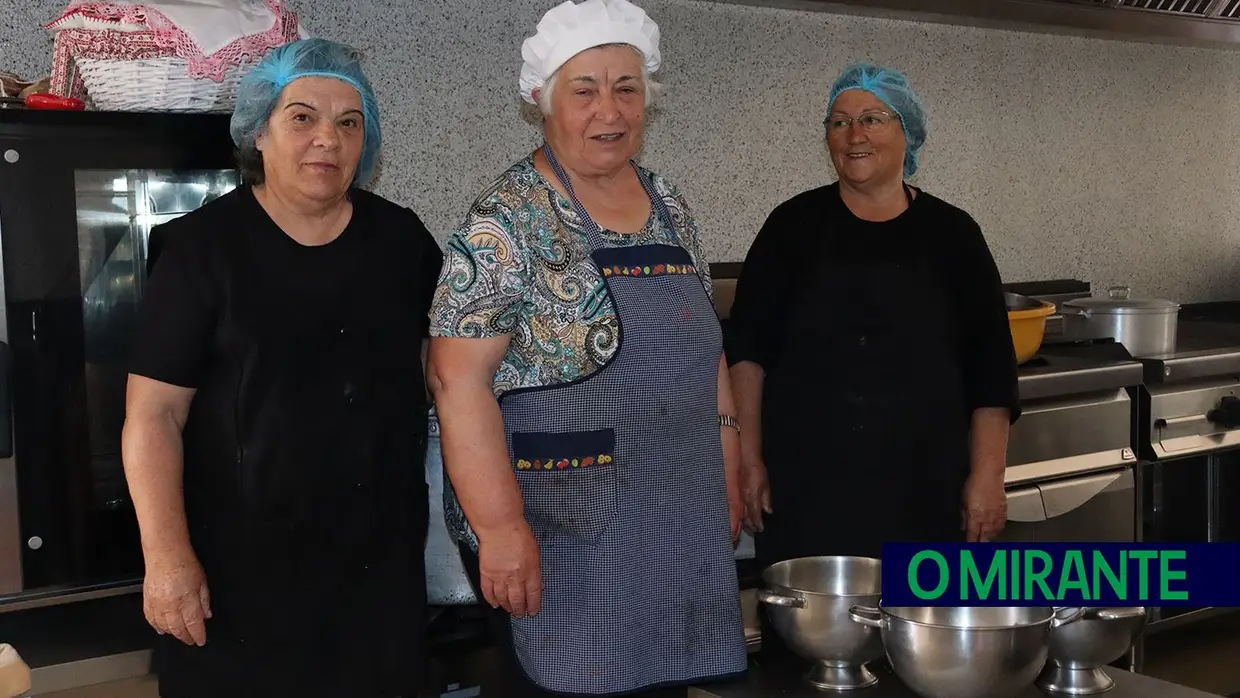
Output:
[1152, 410, 1240, 456]
[1006, 465, 1134, 523]
[1004, 448, 1136, 488]
[1156, 415, 1207, 428]
[0, 341, 12, 458]
[1156, 397, 1240, 431]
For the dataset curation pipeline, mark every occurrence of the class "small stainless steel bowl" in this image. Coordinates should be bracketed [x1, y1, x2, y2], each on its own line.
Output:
[1038, 607, 1147, 694]
[758, 556, 884, 690]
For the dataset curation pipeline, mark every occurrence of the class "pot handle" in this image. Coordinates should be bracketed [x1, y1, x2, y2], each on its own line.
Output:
[848, 605, 883, 628]
[756, 590, 806, 608]
[1093, 607, 1147, 621]
[1108, 286, 1132, 300]
[1051, 606, 1086, 627]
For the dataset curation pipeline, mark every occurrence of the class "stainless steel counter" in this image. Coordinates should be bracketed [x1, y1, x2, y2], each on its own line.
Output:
[1017, 353, 1144, 403]
[1141, 320, 1240, 386]
[689, 656, 1225, 698]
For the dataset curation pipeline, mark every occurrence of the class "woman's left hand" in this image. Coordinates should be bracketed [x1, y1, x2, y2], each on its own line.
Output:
[961, 471, 1007, 542]
[728, 484, 744, 544]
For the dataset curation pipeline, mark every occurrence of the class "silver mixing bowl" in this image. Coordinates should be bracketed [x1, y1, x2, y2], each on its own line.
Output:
[758, 556, 884, 690]
[1038, 607, 1147, 695]
[849, 605, 1084, 698]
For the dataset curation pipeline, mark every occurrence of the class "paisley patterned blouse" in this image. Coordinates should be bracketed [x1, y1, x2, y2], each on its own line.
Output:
[428, 155, 714, 553]
[428, 155, 714, 391]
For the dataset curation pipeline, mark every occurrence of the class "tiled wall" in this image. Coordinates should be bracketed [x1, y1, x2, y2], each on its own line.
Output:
[5, 0, 1240, 302]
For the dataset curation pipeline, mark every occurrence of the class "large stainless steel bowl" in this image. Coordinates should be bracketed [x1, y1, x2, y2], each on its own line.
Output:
[1038, 607, 1147, 695]
[849, 605, 1084, 698]
[758, 556, 884, 690]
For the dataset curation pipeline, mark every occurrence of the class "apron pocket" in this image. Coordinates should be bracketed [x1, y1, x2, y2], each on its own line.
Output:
[511, 428, 618, 543]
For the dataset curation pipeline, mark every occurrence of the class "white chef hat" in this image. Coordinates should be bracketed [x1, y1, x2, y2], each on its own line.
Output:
[519, 0, 662, 105]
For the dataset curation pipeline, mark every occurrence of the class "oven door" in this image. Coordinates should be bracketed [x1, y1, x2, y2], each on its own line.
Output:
[0, 111, 237, 600]
[997, 467, 1136, 543]
[1142, 451, 1240, 628]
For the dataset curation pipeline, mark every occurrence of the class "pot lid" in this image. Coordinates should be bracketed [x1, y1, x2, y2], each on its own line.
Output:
[1063, 286, 1180, 314]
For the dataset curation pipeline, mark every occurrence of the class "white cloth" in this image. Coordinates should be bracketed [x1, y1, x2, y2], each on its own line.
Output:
[50, 0, 286, 55]
[519, 0, 661, 105]
[139, 0, 282, 56]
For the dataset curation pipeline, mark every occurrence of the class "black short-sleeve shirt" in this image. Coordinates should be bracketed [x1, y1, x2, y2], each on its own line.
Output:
[131, 186, 444, 698]
[131, 186, 443, 390]
[724, 182, 1020, 422]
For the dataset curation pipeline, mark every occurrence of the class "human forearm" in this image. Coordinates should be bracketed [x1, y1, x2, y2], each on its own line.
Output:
[963, 406, 1011, 541]
[729, 361, 764, 462]
[718, 356, 740, 476]
[121, 414, 192, 558]
[970, 407, 1010, 480]
[728, 360, 771, 531]
[435, 382, 526, 538]
[427, 334, 540, 615]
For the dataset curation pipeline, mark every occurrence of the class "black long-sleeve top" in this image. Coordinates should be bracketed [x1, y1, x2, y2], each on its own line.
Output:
[724, 182, 1021, 423]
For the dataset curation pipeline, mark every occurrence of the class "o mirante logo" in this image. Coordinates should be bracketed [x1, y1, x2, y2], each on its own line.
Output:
[880, 543, 1240, 607]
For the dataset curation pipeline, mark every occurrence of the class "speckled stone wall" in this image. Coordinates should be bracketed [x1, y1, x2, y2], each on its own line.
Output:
[4, 0, 1240, 302]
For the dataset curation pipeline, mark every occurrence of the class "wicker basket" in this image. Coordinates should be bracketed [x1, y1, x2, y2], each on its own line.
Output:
[73, 55, 257, 113]
[46, 1, 302, 114]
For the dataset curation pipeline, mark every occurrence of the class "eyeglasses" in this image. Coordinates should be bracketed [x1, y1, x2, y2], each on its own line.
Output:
[825, 110, 899, 133]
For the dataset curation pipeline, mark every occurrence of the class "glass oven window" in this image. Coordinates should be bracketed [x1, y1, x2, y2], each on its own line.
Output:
[74, 169, 238, 580]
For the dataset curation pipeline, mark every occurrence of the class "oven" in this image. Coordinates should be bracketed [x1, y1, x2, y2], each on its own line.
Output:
[0, 110, 238, 605]
[1137, 317, 1240, 632]
[998, 339, 1143, 544]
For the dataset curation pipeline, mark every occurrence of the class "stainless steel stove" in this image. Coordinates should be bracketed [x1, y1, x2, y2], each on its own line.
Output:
[1133, 313, 1240, 633]
[999, 338, 1143, 544]
[1140, 320, 1240, 458]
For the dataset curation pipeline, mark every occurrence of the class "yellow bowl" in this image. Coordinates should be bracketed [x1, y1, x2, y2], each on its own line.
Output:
[1008, 300, 1056, 364]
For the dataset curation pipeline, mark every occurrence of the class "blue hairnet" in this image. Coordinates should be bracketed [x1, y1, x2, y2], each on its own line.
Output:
[230, 38, 382, 188]
[826, 63, 928, 178]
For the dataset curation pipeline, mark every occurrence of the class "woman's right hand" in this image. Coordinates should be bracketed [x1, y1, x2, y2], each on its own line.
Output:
[477, 522, 543, 618]
[143, 549, 212, 647]
[740, 456, 772, 533]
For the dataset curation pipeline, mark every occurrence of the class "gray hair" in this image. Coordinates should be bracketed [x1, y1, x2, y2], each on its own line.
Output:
[536, 43, 662, 116]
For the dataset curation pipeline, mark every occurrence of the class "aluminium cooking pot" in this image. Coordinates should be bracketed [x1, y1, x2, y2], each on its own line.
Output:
[1060, 286, 1180, 357]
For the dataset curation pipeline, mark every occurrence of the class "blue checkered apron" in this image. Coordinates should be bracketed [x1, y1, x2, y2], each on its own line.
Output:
[496, 145, 748, 695]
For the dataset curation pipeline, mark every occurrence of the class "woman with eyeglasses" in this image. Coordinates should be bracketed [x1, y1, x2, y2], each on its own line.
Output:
[725, 63, 1020, 575]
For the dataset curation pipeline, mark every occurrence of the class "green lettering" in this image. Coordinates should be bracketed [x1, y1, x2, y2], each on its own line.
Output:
[1160, 550, 1188, 601]
[1058, 550, 1090, 601]
[1023, 550, 1054, 601]
[909, 551, 949, 600]
[1009, 546, 1019, 600]
[1129, 550, 1158, 599]
[962, 550, 1004, 601]
[1092, 550, 1126, 601]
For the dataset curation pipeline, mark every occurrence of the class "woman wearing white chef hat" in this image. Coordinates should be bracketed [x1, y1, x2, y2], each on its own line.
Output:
[427, 0, 749, 696]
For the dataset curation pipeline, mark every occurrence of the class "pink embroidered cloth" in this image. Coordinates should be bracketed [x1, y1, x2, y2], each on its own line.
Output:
[45, 0, 304, 96]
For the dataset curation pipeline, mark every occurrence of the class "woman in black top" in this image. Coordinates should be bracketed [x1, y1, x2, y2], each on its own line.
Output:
[122, 39, 442, 698]
[726, 63, 1020, 570]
